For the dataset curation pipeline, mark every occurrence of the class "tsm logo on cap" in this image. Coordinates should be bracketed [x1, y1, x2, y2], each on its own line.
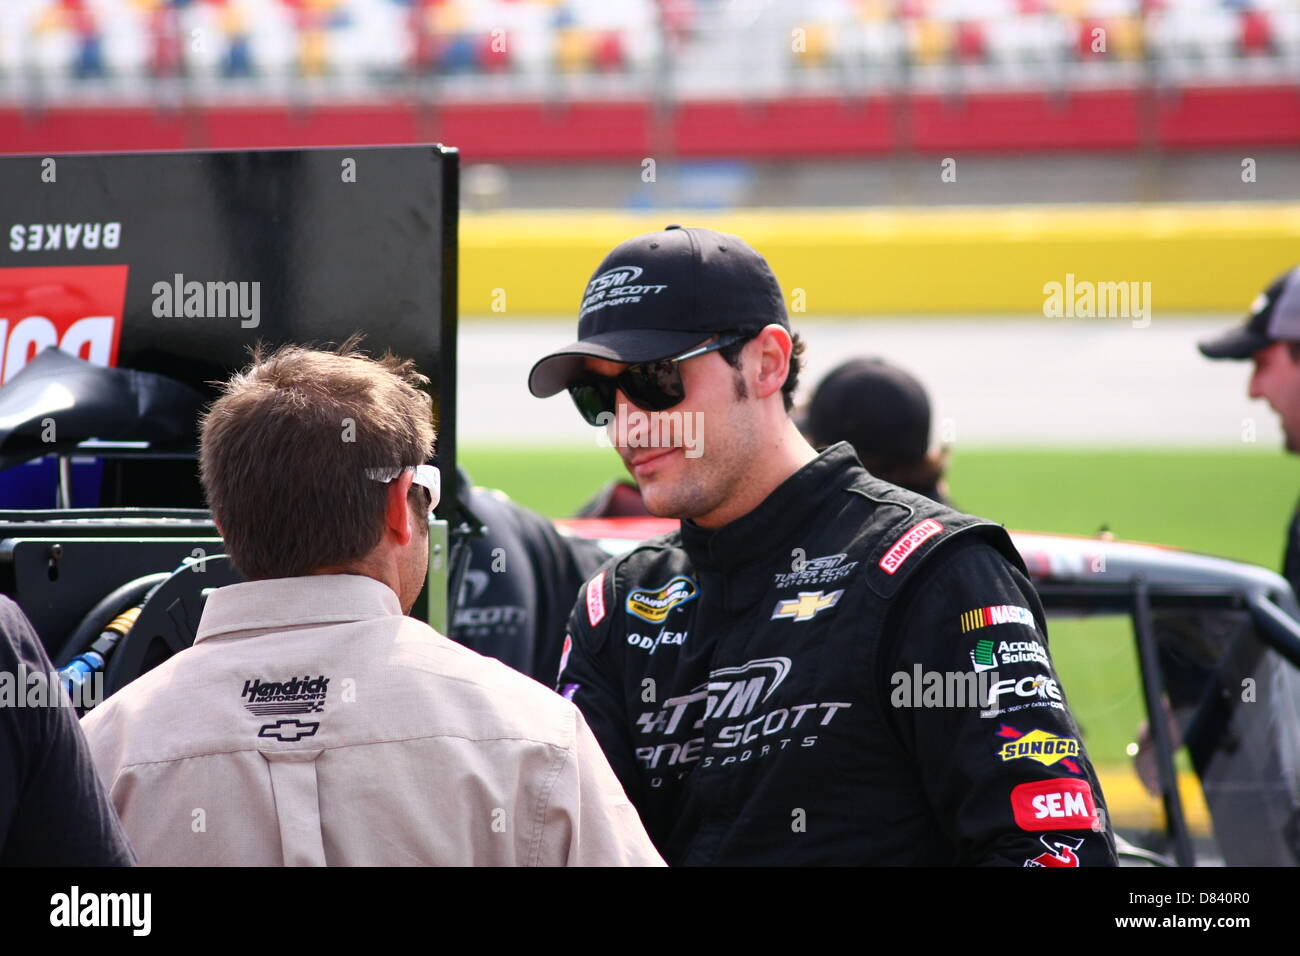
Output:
[586, 265, 643, 295]
[580, 265, 669, 321]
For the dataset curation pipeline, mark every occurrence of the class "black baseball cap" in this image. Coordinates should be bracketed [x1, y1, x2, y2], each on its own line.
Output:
[527, 224, 789, 398]
[1199, 265, 1300, 360]
[798, 358, 931, 465]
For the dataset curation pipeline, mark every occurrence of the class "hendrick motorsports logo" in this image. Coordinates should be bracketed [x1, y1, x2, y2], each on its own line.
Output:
[995, 724, 1083, 772]
[626, 576, 698, 624]
[970, 637, 1049, 673]
[241, 673, 329, 717]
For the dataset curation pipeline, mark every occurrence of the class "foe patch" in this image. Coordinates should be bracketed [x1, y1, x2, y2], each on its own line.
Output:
[1010, 779, 1099, 831]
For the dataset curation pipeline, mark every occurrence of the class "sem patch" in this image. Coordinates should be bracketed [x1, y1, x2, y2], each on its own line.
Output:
[879, 519, 943, 575]
[1010, 779, 1099, 832]
[626, 575, 698, 624]
[586, 571, 607, 627]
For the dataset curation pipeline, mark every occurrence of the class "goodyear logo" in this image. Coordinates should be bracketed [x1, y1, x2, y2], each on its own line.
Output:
[626, 576, 698, 623]
[997, 727, 1080, 767]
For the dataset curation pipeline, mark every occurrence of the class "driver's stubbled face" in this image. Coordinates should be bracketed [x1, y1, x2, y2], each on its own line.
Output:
[1249, 341, 1300, 452]
[582, 342, 760, 523]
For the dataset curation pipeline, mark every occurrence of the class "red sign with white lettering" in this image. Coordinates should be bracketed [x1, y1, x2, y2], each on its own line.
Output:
[1010, 778, 1099, 831]
[0, 266, 128, 384]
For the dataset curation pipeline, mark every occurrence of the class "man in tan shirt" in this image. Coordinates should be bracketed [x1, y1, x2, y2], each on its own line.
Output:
[80, 339, 663, 867]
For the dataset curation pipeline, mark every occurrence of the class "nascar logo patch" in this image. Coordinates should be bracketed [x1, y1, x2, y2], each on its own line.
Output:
[959, 604, 1036, 633]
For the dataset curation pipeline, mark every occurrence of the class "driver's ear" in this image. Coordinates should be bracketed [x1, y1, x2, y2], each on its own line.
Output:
[385, 470, 414, 546]
[752, 326, 792, 401]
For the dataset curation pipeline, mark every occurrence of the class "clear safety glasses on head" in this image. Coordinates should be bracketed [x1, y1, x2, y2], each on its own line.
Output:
[365, 464, 440, 520]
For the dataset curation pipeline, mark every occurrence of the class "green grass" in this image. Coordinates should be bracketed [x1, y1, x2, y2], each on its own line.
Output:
[464, 445, 1300, 567]
[461, 445, 1298, 776]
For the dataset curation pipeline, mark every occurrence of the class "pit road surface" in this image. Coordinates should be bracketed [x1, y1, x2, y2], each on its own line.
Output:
[459, 318, 1278, 448]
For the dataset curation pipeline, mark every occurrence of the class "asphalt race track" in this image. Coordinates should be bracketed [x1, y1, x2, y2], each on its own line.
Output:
[459, 317, 1280, 449]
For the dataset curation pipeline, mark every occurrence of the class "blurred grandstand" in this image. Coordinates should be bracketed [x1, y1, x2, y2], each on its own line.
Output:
[2, 0, 1298, 186]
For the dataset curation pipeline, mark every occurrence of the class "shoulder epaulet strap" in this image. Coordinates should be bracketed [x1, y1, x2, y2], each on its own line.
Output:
[579, 531, 683, 633]
[848, 475, 1025, 599]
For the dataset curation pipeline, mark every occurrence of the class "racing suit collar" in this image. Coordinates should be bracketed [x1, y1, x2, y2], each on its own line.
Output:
[679, 441, 863, 574]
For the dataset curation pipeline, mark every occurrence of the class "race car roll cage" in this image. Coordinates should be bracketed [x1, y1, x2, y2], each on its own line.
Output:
[1015, 531, 1300, 867]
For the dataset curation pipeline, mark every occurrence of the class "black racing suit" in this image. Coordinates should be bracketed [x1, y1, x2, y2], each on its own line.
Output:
[451, 476, 609, 684]
[557, 443, 1118, 865]
[1283, 499, 1300, 599]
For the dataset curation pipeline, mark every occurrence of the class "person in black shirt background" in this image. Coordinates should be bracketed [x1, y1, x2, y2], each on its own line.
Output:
[451, 472, 609, 684]
[797, 356, 951, 505]
[0, 595, 135, 865]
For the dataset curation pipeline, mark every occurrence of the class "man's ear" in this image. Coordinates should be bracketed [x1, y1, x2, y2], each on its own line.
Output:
[752, 325, 793, 401]
[386, 470, 415, 547]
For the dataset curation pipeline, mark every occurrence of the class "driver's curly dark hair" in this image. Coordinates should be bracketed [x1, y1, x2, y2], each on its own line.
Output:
[716, 327, 805, 413]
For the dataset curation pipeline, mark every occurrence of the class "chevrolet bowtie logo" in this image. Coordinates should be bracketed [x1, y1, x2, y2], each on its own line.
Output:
[771, 589, 844, 623]
[258, 719, 320, 742]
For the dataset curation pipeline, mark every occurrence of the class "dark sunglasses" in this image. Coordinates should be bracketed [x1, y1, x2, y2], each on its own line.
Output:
[568, 334, 745, 426]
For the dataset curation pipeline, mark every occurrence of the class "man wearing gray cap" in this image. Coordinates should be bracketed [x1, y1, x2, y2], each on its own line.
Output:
[527, 224, 1117, 866]
[1199, 265, 1300, 593]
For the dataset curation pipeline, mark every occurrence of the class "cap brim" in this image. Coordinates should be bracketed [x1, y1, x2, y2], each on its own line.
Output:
[1198, 324, 1272, 360]
[527, 329, 713, 398]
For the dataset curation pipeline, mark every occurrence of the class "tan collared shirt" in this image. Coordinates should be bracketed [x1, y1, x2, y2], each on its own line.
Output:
[80, 574, 663, 867]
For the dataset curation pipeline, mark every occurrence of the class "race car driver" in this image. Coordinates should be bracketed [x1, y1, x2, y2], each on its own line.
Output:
[1199, 264, 1300, 595]
[528, 225, 1118, 866]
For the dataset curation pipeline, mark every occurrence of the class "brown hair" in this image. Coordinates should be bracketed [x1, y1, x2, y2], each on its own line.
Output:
[717, 327, 806, 412]
[199, 336, 435, 580]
